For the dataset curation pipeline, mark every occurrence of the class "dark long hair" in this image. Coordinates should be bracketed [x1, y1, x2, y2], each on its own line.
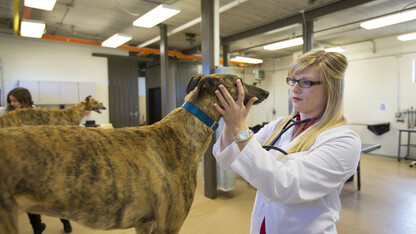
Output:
[6, 87, 34, 111]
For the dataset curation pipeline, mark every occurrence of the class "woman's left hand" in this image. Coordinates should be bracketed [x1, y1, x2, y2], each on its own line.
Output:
[213, 79, 257, 137]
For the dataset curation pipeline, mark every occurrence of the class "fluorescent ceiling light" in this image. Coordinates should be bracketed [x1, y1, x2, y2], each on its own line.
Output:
[101, 33, 132, 48]
[360, 9, 416, 30]
[231, 56, 263, 64]
[263, 37, 303, 51]
[397, 32, 416, 41]
[133, 4, 181, 28]
[324, 47, 345, 53]
[24, 0, 57, 11]
[20, 19, 45, 38]
[264, 24, 300, 36]
[138, 0, 247, 47]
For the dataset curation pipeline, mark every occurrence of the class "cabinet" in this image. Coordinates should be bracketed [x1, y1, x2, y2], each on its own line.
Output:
[18, 80, 95, 105]
[78, 82, 96, 101]
[38, 81, 59, 104]
[39, 81, 78, 104]
[59, 82, 79, 104]
[17, 80, 39, 104]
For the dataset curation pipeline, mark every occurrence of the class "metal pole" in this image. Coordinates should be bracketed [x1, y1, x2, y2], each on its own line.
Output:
[302, 19, 313, 53]
[201, 0, 218, 199]
[159, 23, 176, 117]
[222, 44, 230, 67]
[201, 0, 216, 75]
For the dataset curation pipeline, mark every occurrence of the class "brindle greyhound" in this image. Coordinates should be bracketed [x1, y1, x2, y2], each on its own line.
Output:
[0, 95, 106, 127]
[0, 74, 269, 234]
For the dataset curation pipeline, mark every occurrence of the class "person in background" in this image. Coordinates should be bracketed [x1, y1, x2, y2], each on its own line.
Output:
[6, 87, 34, 111]
[6, 87, 73, 234]
[212, 50, 361, 233]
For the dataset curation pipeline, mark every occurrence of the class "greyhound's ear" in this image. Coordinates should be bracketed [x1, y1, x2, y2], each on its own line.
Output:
[186, 74, 205, 94]
[194, 75, 221, 100]
[83, 95, 92, 103]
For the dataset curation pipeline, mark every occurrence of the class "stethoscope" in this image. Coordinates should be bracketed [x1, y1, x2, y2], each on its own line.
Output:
[262, 114, 312, 155]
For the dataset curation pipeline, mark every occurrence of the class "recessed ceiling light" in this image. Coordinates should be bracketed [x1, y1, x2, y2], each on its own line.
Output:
[101, 33, 132, 48]
[230, 56, 263, 64]
[133, 4, 181, 28]
[397, 32, 416, 41]
[20, 19, 45, 38]
[360, 9, 416, 30]
[24, 0, 57, 11]
[324, 47, 346, 53]
[263, 38, 303, 51]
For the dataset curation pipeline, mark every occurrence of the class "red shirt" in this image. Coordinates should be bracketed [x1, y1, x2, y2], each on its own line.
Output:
[291, 115, 320, 141]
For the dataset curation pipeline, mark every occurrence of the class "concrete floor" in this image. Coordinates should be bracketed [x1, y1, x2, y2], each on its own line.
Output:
[17, 154, 416, 234]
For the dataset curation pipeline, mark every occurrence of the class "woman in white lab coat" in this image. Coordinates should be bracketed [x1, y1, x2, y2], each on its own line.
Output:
[213, 49, 361, 234]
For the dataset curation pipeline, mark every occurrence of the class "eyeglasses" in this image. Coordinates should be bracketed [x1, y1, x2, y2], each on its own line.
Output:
[286, 77, 322, 88]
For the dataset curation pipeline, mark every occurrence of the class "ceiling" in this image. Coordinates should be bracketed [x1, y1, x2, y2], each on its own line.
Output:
[1, 0, 416, 61]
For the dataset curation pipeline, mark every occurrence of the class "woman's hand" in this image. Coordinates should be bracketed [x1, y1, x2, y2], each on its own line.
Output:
[213, 79, 257, 149]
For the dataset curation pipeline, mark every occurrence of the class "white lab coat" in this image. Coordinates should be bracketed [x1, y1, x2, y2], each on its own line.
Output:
[213, 117, 361, 234]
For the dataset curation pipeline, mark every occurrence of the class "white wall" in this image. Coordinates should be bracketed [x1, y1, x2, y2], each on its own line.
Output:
[253, 35, 416, 158]
[0, 35, 128, 125]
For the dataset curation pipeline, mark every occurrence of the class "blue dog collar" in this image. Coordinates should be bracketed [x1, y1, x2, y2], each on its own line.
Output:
[182, 102, 219, 131]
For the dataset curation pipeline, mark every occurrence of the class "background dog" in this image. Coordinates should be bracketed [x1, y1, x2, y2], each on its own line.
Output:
[0, 74, 269, 234]
[0, 95, 106, 127]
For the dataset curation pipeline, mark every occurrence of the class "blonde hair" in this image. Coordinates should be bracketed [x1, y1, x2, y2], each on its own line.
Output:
[264, 50, 348, 156]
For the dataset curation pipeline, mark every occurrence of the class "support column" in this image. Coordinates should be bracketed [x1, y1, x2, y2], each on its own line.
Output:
[159, 23, 175, 117]
[201, 0, 218, 199]
[302, 19, 313, 53]
[222, 44, 230, 67]
[201, 0, 218, 75]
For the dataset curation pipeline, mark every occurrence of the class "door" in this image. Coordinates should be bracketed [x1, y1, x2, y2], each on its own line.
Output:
[108, 57, 139, 128]
[148, 87, 161, 125]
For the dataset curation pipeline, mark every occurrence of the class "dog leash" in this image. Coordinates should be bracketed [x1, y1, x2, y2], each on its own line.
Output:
[182, 102, 219, 131]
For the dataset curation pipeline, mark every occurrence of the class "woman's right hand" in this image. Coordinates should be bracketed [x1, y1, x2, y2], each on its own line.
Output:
[213, 79, 257, 149]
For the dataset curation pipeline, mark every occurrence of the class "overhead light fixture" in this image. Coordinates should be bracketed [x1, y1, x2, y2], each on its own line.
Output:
[397, 32, 416, 41]
[24, 0, 57, 11]
[264, 24, 300, 36]
[360, 9, 416, 30]
[101, 33, 132, 48]
[263, 37, 303, 51]
[133, 4, 181, 28]
[20, 19, 45, 38]
[324, 47, 345, 53]
[231, 56, 263, 64]
[138, 0, 247, 47]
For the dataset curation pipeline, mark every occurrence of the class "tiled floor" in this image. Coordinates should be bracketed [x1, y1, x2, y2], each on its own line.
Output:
[17, 154, 416, 234]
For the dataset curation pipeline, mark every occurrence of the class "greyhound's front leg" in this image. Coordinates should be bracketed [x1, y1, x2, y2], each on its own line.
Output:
[135, 220, 157, 234]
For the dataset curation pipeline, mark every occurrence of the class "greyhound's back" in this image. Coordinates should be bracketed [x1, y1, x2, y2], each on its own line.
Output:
[0, 108, 79, 127]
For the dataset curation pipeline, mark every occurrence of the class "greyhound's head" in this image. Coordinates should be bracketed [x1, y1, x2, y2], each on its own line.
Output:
[82, 95, 106, 114]
[184, 74, 269, 120]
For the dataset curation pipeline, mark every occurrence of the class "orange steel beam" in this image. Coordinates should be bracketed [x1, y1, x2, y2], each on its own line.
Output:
[41, 35, 251, 66]
[16, 3, 251, 66]
[22, 7, 32, 19]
